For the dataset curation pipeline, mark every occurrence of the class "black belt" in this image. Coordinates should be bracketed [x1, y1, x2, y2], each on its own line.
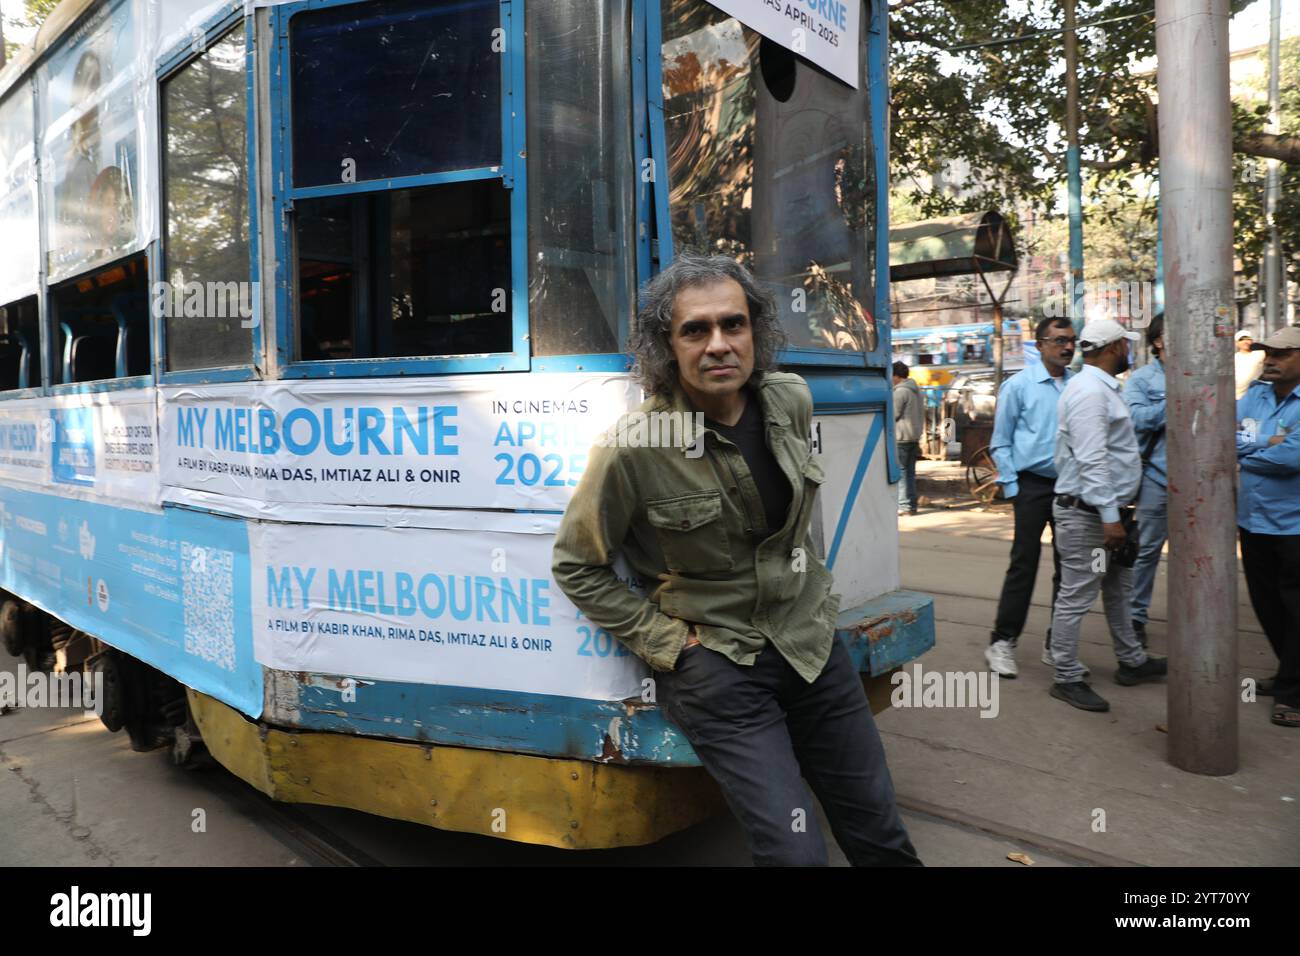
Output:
[1055, 494, 1099, 514]
[1056, 495, 1135, 518]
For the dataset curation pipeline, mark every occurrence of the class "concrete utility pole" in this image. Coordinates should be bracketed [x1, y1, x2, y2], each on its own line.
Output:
[1263, 0, 1282, 335]
[1063, 0, 1085, 333]
[1156, 0, 1239, 775]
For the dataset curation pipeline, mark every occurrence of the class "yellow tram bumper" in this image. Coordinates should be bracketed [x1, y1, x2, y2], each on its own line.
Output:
[188, 689, 727, 850]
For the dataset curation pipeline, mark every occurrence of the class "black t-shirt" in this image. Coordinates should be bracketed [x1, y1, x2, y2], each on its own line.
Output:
[705, 395, 793, 537]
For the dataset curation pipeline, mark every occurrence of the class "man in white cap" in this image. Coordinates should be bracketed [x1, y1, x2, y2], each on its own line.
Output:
[1046, 318, 1168, 712]
[1236, 327, 1300, 728]
[1235, 330, 1265, 400]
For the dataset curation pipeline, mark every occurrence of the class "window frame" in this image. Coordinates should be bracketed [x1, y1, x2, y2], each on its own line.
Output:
[269, 0, 530, 379]
[646, 0, 884, 372]
[155, 9, 261, 386]
[0, 81, 45, 402]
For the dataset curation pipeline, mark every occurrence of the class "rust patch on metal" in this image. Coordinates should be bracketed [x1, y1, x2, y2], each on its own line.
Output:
[620, 695, 657, 717]
[849, 609, 918, 645]
[599, 733, 627, 764]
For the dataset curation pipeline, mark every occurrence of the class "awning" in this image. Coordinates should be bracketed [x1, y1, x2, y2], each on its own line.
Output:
[889, 211, 1018, 283]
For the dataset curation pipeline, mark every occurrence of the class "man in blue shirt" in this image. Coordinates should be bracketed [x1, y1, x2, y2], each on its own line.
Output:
[1123, 314, 1166, 645]
[1236, 326, 1300, 729]
[984, 317, 1076, 678]
[1048, 319, 1167, 712]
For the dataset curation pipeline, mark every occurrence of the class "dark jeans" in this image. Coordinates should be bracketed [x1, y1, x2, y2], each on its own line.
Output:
[992, 471, 1061, 646]
[896, 441, 920, 511]
[657, 638, 920, 866]
[1239, 528, 1300, 708]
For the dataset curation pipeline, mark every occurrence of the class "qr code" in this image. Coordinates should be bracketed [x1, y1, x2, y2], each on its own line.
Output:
[181, 542, 237, 672]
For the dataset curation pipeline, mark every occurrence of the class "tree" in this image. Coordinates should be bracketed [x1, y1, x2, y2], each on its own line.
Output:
[889, 0, 1298, 295]
[3, 0, 60, 62]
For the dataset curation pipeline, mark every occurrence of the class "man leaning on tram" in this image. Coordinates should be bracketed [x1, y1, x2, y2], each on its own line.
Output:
[552, 252, 920, 867]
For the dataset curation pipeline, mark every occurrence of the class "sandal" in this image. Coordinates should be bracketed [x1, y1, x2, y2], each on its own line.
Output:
[1270, 704, 1300, 728]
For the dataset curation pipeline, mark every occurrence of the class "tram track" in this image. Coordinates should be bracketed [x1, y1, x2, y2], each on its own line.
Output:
[200, 765, 387, 867]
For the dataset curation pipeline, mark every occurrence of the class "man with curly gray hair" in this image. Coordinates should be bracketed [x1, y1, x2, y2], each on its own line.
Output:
[552, 252, 918, 866]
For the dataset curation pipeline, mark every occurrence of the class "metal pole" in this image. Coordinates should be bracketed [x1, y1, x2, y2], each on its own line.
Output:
[1156, 0, 1239, 775]
[1264, 0, 1282, 336]
[1063, 0, 1085, 335]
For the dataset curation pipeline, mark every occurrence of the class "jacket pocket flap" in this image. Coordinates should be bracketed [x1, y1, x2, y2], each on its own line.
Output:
[646, 492, 723, 531]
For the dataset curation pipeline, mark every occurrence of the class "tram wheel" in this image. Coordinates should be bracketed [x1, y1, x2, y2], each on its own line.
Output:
[87, 648, 125, 734]
[0, 599, 21, 657]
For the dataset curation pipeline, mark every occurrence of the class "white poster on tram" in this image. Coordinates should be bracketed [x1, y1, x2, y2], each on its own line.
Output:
[249, 522, 649, 701]
[0, 401, 49, 487]
[160, 373, 642, 513]
[0, 394, 159, 504]
[703, 0, 861, 87]
[49, 394, 161, 505]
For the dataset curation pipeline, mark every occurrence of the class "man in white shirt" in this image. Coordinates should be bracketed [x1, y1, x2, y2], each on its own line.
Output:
[1047, 319, 1168, 712]
[1235, 330, 1265, 400]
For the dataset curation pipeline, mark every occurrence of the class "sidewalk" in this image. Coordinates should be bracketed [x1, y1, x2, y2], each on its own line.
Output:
[877, 485, 1299, 866]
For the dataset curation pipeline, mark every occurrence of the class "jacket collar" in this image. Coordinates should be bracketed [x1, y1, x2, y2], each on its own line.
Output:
[663, 374, 790, 456]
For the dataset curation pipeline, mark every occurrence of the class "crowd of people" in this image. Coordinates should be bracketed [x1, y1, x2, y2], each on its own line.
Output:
[894, 316, 1298, 728]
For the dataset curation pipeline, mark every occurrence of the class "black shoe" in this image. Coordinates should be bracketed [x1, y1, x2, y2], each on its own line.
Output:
[1131, 620, 1147, 647]
[1115, 656, 1168, 686]
[1258, 676, 1277, 697]
[1051, 681, 1110, 712]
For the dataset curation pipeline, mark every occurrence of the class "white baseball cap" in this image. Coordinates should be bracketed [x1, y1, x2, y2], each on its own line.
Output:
[1078, 318, 1141, 350]
[1235, 330, 1255, 342]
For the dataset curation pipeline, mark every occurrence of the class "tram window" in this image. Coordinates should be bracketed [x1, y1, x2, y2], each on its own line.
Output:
[0, 296, 40, 391]
[161, 24, 252, 372]
[39, 0, 141, 284]
[296, 180, 512, 361]
[51, 254, 150, 384]
[290, 0, 501, 189]
[526, 0, 634, 356]
[660, 0, 877, 356]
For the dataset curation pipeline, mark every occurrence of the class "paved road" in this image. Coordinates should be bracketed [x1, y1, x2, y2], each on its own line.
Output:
[0, 641, 1079, 866]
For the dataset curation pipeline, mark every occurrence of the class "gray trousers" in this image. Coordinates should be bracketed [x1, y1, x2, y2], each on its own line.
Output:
[1130, 479, 1168, 625]
[1048, 502, 1149, 683]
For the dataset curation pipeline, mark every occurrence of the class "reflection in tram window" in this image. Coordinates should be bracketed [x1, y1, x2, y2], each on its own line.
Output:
[526, 0, 635, 356]
[290, 0, 501, 188]
[0, 87, 38, 305]
[660, 0, 877, 354]
[0, 296, 40, 391]
[51, 254, 150, 384]
[38, 0, 140, 283]
[162, 24, 251, 372]
[296, 181, 512, 361]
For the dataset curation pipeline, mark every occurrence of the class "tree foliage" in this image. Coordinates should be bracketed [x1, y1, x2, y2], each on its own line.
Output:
[889, 0, 1297, 292]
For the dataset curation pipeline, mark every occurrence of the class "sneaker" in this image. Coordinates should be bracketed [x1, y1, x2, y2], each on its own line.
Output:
[1041, 636, 1089, 676]
[1050, 681, 1110, 712]
[1131, 620, 1148, 647]
[985, 639, 1018, 678]
[1115, 656, 1168, 686]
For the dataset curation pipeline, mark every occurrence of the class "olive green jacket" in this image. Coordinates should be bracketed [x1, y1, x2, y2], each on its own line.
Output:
[551, 371, 839, 682]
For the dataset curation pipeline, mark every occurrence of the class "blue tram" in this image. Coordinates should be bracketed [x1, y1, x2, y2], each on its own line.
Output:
[0, 0, 932, 847]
